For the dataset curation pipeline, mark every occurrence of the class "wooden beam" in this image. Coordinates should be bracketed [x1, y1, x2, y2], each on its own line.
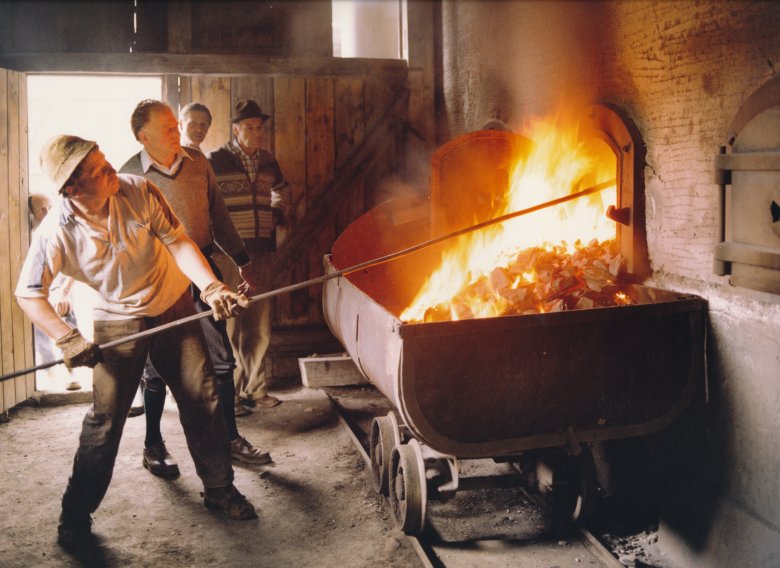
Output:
[0, 53, 408, 80]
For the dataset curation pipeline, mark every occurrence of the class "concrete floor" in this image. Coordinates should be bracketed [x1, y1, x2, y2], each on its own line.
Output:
[0, 384, 421, 568]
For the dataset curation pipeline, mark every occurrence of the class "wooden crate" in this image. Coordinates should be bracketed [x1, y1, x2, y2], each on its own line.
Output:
[299, 353, 368, 388]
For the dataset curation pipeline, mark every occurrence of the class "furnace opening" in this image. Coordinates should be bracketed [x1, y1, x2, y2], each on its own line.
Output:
[329, 103, 648, 321]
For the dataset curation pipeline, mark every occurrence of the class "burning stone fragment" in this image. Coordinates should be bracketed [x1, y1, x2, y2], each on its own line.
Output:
[409, 238, 633, 323]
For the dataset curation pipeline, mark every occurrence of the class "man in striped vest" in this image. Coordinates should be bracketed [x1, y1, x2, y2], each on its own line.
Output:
[208, 100, 292, 412]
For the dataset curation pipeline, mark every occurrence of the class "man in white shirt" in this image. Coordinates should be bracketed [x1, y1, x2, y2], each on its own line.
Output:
[16, 135, 257, 553]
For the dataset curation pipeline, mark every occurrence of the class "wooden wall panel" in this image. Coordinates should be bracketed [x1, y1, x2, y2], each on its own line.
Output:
[0, 0, 335, 57]
[365, 75, 398, 130]
[0, 1, 133, 54]
[0, 68, 32, 413]
[273, 77, 306, 221]
[307, 219, 335, 323]
[0, 68, 12, 412]
[162, 74, 180, 115]
[334, 179, 366, 238]
[188, 1, 331, 56]
[273, 77, 307, 325]
[167, 0, 192, 54]
[278, 257, 311, 326]
[16, 75, 33, 397]
[9, 70, 30, 404]
[191, 2, 278, 52]
[305, 78, 335, 207]
[334, 79, 365, 169]
[407, 69, 429, 143]
[178, 76, 192, 110]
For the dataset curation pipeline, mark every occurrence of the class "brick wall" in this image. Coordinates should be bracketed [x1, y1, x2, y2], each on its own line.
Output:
[440, 2, 780, 566]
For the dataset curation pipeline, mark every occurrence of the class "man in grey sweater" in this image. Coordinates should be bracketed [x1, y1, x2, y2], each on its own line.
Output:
[120, 100, 270, 476]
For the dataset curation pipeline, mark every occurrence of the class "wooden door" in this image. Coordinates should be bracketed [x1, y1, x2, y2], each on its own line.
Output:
[0, 66, 34, 415]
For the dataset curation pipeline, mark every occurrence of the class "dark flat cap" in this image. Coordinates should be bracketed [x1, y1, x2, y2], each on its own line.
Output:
[232, 100, 270, 123]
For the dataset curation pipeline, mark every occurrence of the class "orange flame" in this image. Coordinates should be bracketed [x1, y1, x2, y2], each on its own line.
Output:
[401, 116, 617, 323]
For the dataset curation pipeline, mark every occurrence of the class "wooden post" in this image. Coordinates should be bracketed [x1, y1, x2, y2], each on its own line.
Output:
[167, 0, 192, 54]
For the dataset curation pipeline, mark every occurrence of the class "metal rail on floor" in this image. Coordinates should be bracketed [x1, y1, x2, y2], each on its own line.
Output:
[325, 392, 436, 568]
[326, 391, 622, 568]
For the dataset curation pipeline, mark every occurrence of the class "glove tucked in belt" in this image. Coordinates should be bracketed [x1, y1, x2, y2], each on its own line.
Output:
[55, 328, 101, 369]
[200, 281, 249, 321]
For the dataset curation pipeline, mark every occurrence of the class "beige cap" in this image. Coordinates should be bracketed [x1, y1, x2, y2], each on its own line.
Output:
[39, 135, 96, 191]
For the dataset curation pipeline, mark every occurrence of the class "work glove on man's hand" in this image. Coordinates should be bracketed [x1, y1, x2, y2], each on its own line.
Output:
[55, 328, 101, 369]
[200, 281, 249, 321]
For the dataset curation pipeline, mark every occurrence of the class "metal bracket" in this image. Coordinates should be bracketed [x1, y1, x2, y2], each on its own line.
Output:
[606, 205, 631, 226]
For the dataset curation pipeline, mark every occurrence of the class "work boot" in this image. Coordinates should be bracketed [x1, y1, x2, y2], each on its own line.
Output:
[203, 484, 257, 520]
[57, 509, 94, 552]
[143, 441, 180, 478]
[230, 436, 272, 465]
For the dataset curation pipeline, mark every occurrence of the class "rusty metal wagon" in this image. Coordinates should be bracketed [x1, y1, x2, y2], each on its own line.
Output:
[322, 130, 707, 534]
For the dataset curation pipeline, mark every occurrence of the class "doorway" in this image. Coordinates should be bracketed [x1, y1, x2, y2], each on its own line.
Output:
[26, 74, 162, 393]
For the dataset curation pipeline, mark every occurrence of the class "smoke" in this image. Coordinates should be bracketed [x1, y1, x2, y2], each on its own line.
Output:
[450, 1, 613, 130]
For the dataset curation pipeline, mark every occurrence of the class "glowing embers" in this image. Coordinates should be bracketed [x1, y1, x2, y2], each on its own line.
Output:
[401, 116, 625, 323]
[414, 238, 632, 323]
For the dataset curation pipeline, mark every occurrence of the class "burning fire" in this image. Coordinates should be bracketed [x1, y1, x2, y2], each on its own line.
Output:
[401, 116, 627, 323]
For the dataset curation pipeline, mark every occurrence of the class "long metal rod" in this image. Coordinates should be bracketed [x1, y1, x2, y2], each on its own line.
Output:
[1, 179, 614, 384]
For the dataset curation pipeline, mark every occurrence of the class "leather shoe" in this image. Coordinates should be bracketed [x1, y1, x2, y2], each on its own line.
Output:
[230, 436, 272, 465]
[253, 395, 281, 408]
[143, 441, 180, 478]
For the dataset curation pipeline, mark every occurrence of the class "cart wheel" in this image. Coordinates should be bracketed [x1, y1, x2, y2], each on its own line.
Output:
[389, 439, 427, 535]
[369, 412, 400, 495]
[551, 445, 599, 524]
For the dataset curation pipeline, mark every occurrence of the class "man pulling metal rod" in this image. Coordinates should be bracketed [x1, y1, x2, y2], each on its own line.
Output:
[5, 177, 615, 385]
[14, 135, 258, 554]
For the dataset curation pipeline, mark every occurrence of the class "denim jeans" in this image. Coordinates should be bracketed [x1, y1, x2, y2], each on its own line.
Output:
[60, 292, 233, 517]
